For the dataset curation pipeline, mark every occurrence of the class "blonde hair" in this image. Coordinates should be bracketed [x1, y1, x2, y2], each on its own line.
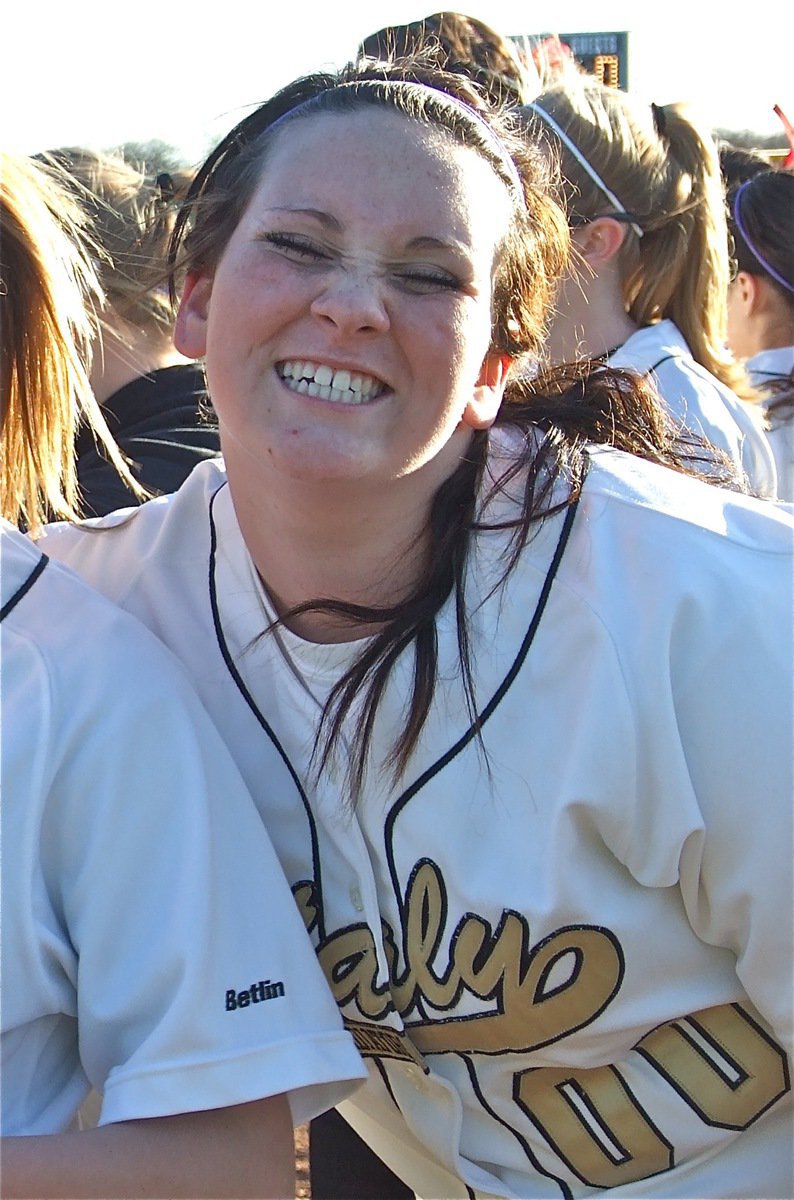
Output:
[526, 76, 754, 399]
[47, 147, 190, 340]
[0, 153, 142, 534]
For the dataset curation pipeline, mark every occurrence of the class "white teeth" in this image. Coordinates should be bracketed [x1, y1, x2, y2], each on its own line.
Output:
[277, 360, 384, 404]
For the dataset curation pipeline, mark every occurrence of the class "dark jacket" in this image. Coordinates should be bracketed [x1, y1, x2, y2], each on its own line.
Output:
[76, 364, 220, 516]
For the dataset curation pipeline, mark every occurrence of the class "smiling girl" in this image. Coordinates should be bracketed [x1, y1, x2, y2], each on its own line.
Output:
[40, 64, 793, 1199]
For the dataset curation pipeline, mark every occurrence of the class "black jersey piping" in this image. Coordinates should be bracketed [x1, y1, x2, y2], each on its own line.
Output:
[646, 353, 680, 373]
[387, 495, 580, 831]
[374, 1057, 401, 1109]
[207, 483, 325, 938]
[383, 494, 579, 948]
[0, 553, 48, 622]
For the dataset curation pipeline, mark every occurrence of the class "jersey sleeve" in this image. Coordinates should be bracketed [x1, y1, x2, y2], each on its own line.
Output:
[666, 558, 793, 1052]
[602, 489, 794, 1056]
[41, 610, 365, 1127]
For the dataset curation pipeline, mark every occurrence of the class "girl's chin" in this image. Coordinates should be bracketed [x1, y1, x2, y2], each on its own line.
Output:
[221, 426, 462, 497]
[240, 444, 381, 489]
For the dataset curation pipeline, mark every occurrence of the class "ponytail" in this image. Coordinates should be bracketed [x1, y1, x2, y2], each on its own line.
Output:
[527, 80, 757, 400]
[626, 105, 754, 399]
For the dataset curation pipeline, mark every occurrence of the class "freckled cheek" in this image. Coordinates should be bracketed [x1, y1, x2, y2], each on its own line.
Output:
[214, 257, 307, 329]
[445, 308, 490, 383]
[410, 306, 471, 374]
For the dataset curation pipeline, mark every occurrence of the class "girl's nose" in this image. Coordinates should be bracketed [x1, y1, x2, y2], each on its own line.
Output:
[310, 268, 390, 335]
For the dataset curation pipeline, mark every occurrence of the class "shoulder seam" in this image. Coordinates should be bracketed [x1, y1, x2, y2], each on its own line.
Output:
[0, 553, 48, 623]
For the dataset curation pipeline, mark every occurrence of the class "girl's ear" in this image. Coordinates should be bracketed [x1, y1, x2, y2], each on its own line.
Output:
[173, 272, 213, 359]
[734, 270, 760, 316]
[462, 353, 512, 430]
[574, 216, 628, 268]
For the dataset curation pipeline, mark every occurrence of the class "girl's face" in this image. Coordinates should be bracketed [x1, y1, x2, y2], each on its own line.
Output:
[175, 108, 513, 497]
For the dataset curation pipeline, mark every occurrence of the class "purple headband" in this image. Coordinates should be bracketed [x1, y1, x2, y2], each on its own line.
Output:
[733, 179, 794, 294]
[265, 79, 525, 203]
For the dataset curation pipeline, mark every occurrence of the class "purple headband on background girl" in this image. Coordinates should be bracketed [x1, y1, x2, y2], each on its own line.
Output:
[733, 179, 794, 294]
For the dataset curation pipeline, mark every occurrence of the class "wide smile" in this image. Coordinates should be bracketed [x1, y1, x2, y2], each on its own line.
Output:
[276, 359, 388, 405]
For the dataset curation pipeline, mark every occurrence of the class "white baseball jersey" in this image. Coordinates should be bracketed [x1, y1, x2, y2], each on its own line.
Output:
[0, 521, 365, 1136]
[609, 319, 778, 498]
[746, 346, 794, 503]
[39, 450, 794, 1198]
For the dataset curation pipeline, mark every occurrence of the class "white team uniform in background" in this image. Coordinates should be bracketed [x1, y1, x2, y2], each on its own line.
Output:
[39, 448, 794, 1199]
[609, 319, 778, 497]
[745, 345, 794, 503]
[1, 521, 365, 1135]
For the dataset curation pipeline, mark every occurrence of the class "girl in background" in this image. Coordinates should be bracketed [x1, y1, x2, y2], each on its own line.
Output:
[522, 75, 778, 496]
[726, 169, 794, 500]
[48, 147, 220, 514]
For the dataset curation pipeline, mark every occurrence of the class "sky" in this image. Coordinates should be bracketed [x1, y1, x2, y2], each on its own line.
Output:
[3, 0, 789, 165]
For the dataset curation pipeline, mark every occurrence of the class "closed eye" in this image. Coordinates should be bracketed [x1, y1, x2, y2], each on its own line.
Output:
[261, 232, 330, 262]
[392, 267, 462, 294]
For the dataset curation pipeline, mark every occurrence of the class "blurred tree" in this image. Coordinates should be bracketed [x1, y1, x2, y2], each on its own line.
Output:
[714, 128, 787, 150]
[114, 139, 190, 176]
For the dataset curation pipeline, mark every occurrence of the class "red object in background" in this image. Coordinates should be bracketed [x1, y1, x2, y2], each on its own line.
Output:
[773, 105, 794, 167]
[531, 35, 574, 81]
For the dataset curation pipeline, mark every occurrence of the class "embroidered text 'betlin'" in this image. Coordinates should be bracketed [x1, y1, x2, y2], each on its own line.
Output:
[225, 979, 285, 1010]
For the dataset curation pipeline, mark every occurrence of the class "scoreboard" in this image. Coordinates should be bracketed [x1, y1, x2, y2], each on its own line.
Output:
[514, 31, 630, 90]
